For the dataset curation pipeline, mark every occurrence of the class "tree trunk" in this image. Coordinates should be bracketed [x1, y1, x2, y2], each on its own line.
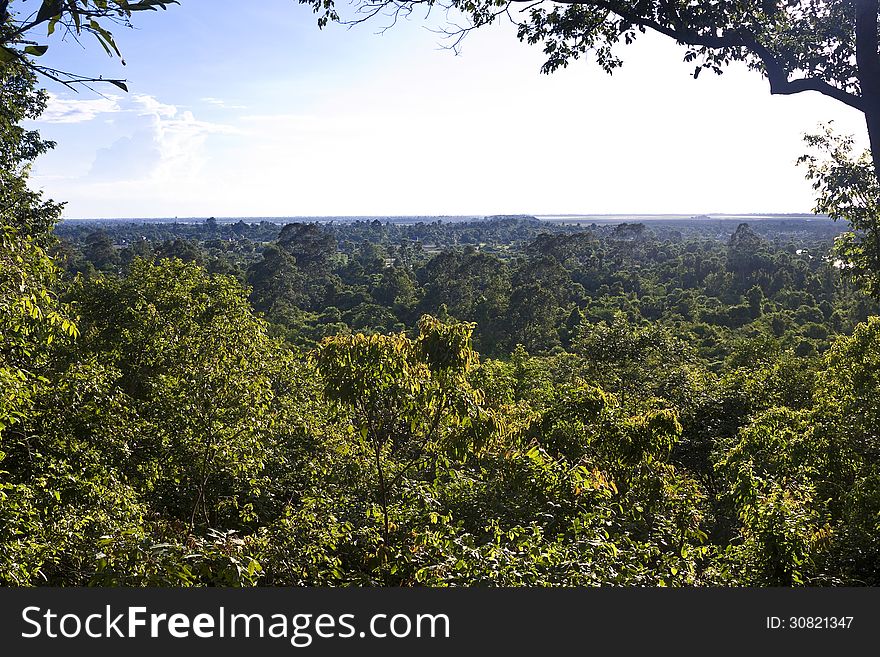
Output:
[864, 106, 880, 270]
[855, 0, 880, 273]
[864, 103, 880, 182]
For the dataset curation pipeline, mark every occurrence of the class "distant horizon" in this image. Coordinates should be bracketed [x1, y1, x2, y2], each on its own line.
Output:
[58, 211, 834, 224]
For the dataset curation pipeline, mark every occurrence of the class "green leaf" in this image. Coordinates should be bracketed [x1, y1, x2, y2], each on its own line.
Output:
[127, 0, 180, 10]
[107, 79, 129, 92]
[91, 32, 112, 56]
[36, 0, 63, 23]
[0, 46, 17, 63]
[90, 19, 122, 58]
[24, 45, 49, 57]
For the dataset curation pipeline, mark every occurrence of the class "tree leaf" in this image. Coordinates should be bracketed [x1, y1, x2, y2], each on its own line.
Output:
[36, 0, 63, 24]
[24, 45, 50, 57]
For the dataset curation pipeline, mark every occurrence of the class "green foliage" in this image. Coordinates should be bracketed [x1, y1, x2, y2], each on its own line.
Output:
[799, 125, 880, 297]
[716, 408, 827, 585]
[247, 243, 305, 313]
[72, 258, 283, 530]
[0, 63, 63, 238]
[573, 312, 703, 409]
[312, 315, 503, 582]
[818, 315, 880, 445]
[1, 0, 178, 89]
[91, 528, 265, 587]
[709, 319, 880, 584]
[0, 59, 71, 458]
[0, 226, 75, 430]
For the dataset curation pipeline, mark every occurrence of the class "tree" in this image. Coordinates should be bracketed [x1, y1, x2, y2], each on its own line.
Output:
[0, 225, 75, 432]
[727, 223, 767, 289]
[82, 228, 119, 270]
[418, 249, 511, 352]
[154, 238, 206, 266]
[505, 256, 574, 352]
[247, 243, 306, 314]
[573, 311, 704, 411]
[312, 315, 500, 583]
[799, 126, 880, 296]
[74, 258, 281, 530]
[0, 60, 71, 434]
[0, 60, 62, 237]
[277, 222, 336, 275]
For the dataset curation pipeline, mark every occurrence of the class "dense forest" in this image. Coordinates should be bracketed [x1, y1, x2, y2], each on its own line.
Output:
[9, 210, 880, 587]
[5, 4, 880, 583]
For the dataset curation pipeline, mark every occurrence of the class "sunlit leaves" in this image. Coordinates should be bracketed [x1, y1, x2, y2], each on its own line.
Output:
[799, 125, 880, 298]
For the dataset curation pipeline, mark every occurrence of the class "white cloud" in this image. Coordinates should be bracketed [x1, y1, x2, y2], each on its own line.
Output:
[238, 113, 317, 123]
[133, 94, 178, 119]
[131, 94, 242, 182]
[39, 93, 122, 124]
[88, 131, 161, 181]
[201, 96, 247, 109]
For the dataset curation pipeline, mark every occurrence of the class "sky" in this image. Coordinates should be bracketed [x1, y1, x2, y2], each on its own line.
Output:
[20, 0, 870, 219]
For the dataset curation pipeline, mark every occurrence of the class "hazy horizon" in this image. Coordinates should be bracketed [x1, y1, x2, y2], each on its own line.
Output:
[57, 211, 834, 224]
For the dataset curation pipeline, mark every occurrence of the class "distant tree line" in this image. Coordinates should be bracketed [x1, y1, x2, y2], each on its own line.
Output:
[55, 216, 875, 364]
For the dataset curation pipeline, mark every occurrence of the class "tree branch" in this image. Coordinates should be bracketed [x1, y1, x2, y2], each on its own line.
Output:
[753, 40, 866, 112]
[507, 0, 867, 112]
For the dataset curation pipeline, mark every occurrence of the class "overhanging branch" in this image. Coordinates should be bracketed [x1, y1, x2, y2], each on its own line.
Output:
[507, 0, 866, 112]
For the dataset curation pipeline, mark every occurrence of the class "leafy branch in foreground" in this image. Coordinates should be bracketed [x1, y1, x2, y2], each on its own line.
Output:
[0, 0, 178, 90]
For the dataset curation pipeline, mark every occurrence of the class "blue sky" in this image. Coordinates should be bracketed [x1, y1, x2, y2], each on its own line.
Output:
[21, 0, 869, 218]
